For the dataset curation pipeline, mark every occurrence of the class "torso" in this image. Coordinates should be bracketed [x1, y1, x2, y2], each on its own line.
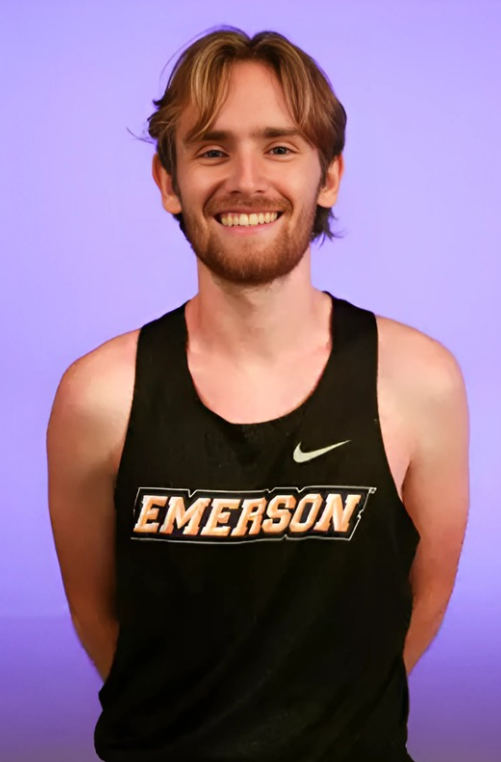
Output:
[103, 311, 415, 505]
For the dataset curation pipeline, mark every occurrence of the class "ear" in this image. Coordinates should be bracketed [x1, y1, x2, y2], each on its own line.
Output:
[316, 154, 345, 209]
[152, 153, 182, 215]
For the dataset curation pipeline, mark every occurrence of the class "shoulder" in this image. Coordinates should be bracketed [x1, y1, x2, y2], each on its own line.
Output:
[47, 329, 140, 470]
[375, 313, 465, 399]
[375, 313, 468, 462]
[55, 328, 140, 410]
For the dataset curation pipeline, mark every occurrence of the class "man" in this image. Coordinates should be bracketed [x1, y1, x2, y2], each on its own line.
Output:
[47, 28, 469, 762]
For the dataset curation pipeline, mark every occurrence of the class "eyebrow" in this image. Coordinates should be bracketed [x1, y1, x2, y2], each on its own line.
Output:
[183, 127, 304, 146]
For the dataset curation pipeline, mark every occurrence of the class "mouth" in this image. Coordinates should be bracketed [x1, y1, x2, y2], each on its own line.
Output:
[215, 211, 284, 228]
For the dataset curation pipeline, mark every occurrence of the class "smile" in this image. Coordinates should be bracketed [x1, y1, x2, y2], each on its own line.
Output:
[217, 212, 282, 228]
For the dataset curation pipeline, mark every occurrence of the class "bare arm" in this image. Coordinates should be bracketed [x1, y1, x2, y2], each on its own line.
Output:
[47, 337, 134, 681]
[402, 342, 469, 674]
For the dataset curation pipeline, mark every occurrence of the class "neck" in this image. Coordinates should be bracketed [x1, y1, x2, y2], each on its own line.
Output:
[186, 254, 332, 366]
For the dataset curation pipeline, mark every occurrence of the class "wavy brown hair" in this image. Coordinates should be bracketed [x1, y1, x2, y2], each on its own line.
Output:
[147, 27, 347, 243]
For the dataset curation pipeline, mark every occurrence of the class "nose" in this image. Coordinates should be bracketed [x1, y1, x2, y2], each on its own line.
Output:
[224, 149, 269, 196]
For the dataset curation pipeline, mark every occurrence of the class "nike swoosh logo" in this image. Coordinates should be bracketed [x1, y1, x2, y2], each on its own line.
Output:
[293, 440, 350, 464]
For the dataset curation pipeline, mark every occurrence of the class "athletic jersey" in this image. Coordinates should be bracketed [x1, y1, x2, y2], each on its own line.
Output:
[94, 294, 419, 762]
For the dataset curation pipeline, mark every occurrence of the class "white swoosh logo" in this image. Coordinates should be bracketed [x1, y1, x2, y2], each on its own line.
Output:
[293, 440, 350, 464]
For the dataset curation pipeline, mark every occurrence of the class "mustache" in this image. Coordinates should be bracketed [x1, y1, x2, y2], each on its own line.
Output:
[205, 198, 291, 215]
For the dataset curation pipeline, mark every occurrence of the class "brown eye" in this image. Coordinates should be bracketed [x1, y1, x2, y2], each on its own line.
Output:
[270, 146, 292, 155]
[201, 150, 225, 159]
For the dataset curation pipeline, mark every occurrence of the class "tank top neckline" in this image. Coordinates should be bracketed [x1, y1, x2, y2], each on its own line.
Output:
[178, 292, 342, 430]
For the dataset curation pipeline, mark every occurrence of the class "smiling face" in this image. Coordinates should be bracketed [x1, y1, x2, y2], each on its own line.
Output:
[153, 61, 343, 286]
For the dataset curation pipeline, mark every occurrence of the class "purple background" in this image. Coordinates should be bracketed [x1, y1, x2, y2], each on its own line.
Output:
[1, 1, 500, 760]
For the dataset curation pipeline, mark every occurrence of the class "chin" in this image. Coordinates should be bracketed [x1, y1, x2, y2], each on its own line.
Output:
[195, 249, 306, 287]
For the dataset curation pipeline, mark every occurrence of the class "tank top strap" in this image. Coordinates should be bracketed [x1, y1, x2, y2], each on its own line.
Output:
[306, 293, 379, 426]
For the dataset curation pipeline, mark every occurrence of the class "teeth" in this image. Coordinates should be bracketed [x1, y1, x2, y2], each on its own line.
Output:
[220, 212, 279, 227]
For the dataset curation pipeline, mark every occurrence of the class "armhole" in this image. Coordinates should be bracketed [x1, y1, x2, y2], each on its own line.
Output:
[112, 327, 144, 507]
[112, 304, 188, 508]
[372, 314, 421, 545]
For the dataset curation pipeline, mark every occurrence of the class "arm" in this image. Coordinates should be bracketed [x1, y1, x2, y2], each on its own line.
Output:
[47, 342, 132, 681]
[402, 344, 469, 674]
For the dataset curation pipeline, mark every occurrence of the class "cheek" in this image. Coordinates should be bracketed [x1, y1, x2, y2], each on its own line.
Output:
[273, 164, 322, 202]
[177, 173, 218, 212]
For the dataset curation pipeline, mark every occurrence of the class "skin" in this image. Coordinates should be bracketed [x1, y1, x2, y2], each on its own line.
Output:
[160, 63, 337, 288]
[47, 61, 469, 681]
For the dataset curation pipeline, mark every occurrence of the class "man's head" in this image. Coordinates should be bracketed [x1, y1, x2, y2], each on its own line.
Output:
[148, 28, 347, 285]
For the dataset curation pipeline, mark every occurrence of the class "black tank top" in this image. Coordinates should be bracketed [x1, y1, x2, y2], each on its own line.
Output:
[94, 294, 419, 762]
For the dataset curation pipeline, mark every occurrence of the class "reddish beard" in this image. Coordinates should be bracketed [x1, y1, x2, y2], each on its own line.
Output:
[179, 197, 318, 286]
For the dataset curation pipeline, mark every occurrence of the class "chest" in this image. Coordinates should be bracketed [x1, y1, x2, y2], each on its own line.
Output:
[186, 341, 411, 501]
[109, 320, 412, 502]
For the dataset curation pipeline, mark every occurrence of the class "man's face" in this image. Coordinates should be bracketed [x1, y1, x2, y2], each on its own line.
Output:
[160, 61, 339, 286]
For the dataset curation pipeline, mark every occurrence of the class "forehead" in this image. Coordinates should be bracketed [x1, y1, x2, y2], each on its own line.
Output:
[177, 61, 298, 143]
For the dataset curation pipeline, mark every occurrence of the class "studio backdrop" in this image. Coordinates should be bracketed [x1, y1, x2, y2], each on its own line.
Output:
[1, 2, 500, 761]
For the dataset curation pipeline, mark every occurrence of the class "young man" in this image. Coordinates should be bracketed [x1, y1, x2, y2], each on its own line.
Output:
[47, 28, 469, 762]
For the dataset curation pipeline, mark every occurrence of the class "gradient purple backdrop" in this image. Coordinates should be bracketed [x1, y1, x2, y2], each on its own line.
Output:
[1, 1, 500, 761]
